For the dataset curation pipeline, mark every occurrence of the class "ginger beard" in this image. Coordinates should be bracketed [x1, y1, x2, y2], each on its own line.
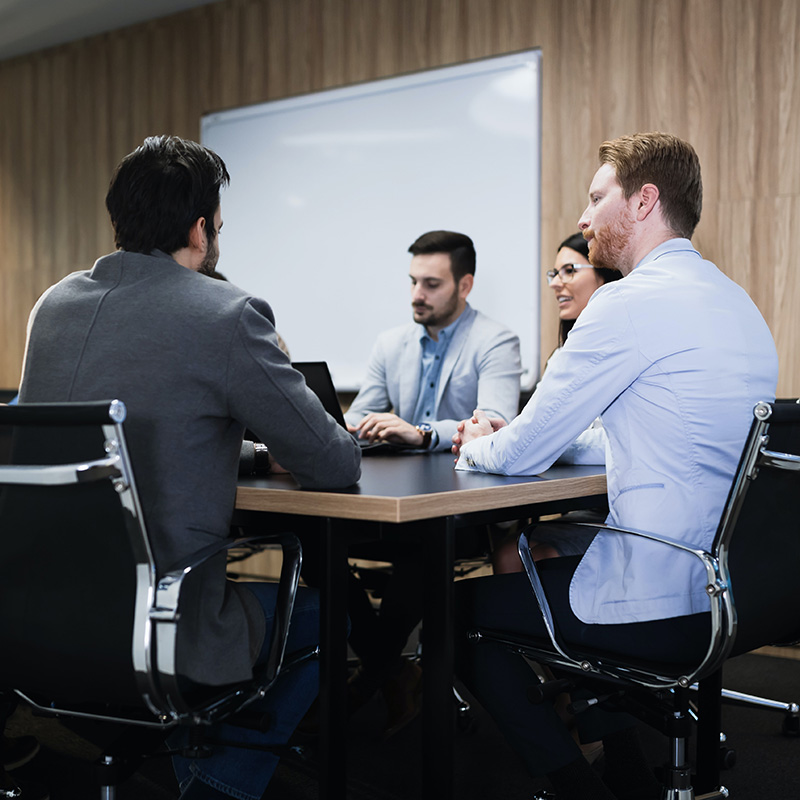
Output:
[586, 208, 635, 273]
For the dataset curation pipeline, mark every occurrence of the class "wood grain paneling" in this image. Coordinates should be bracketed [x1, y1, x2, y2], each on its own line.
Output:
[1, 0, 798, 397]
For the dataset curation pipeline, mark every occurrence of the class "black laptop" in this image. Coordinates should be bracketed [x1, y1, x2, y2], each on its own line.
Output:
[292, 361, 418, 453]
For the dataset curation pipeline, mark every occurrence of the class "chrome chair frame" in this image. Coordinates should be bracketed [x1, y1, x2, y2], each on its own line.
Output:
[469, 399, 800, 800]
[0, 400, 307, 796]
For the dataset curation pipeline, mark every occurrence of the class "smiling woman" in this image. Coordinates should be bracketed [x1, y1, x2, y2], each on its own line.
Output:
[548, 232, 621, 347]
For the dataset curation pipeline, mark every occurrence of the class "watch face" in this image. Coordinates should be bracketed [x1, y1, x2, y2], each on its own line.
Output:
[416, 423, 433, 448]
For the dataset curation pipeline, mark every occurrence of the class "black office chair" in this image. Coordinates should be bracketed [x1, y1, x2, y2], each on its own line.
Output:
[0, 400, 310, 799]
[469, 399, 800, 799]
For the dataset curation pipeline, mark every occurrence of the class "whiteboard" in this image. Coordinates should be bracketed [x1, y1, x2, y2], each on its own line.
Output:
[202, 49, 541, 390]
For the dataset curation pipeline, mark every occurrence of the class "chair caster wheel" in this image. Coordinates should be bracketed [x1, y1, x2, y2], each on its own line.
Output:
[781, 713, 800, 737]
[456, 710, 478, 734]
[719, 745, 737, 770]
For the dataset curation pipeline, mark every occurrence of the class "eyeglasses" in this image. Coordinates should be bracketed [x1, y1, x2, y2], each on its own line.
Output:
[545, 264, 595, 285]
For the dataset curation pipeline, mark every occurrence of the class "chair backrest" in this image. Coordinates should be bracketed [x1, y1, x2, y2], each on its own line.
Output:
[0, 401, 159, 710]
[714, 399, 800, 658]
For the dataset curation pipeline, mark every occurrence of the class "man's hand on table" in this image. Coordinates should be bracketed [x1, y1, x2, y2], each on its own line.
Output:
[349, 412, 427, 447]
[451, 409, 506, 460]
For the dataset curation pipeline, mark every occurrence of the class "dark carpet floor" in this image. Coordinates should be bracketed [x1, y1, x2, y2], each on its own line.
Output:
[5, 651, 800, 799]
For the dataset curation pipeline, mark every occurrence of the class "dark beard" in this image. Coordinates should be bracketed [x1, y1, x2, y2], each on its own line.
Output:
[413, 289, 459, 329]
[198, 244, 219, 276]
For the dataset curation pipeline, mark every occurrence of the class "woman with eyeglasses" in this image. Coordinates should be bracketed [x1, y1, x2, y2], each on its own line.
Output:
[548, 232, 621, 347]
[492, 233, 621, 574]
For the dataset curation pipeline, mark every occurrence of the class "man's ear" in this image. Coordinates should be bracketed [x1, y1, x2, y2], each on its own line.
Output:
[634, 183, 660, 221]
[187, 217, 207, 252]
[458, 273, 474, 299]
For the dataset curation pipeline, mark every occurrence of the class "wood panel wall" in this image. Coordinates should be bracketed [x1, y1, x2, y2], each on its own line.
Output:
[1, 0, 798, 395]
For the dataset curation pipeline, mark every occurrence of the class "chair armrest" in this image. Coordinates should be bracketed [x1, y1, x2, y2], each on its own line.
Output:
[154, 533, 299, 618]
[517, 522, 733, 687]
[565, 520, 710, 560]
[153, 533, 303, 689]
[569, 521, 729, 603]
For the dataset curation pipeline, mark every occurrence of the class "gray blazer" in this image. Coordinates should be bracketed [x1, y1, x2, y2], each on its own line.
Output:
[345, 304, 521, 449]
[20, 250, 361, 685]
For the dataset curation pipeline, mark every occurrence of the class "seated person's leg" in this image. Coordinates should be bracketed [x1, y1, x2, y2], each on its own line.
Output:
[455, 568, 619, 799]
[454, 566, 586, 778]
[297, 526, 383, 662]
[349, 555, 424, 735]
[351, 524, 493, 732]
[297, 529, 386, 711]
[358, 555, 423, 681]
[173, 583, 319, 800]
[454, 556, 708, 800]
[493, 520, 600, 574]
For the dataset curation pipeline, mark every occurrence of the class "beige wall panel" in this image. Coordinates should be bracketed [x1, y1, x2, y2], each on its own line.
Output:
[339, 0, 403, 82]
[777, 0, 800, 198]
[0, 0, 798, 397]
[767, 194, 793, 399]
[318, 0, 348, 89]
[264, 0, 291, 99]
[239, 1, 270, 103]
[684, 1, 723, 209]
[4, 60, 35, 381]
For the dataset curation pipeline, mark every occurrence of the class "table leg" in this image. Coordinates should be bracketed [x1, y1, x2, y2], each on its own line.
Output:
[318, 517, 349, 799]
[422, 515, 455, 800]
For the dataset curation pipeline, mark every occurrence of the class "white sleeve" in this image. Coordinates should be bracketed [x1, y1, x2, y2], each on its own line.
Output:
[556, 419, 608, 465]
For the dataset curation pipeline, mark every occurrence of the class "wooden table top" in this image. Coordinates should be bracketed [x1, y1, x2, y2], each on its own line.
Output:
[235, 451, 606, 524]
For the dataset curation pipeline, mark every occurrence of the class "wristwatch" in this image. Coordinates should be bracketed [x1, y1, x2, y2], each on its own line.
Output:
[415, 422, 433, 449]
[252, 442, 271, 472]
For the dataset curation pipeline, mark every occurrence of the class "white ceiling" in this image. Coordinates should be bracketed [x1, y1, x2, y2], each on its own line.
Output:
[0, 0, 219, 61]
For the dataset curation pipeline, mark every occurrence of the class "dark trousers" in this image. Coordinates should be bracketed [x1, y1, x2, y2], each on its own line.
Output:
[300, 521, 491, 684]
[454, 556, 710, 776]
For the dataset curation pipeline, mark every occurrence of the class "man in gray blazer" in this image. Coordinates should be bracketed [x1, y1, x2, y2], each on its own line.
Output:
[19, 136, 361, 800]
[345, 230, 521, 450]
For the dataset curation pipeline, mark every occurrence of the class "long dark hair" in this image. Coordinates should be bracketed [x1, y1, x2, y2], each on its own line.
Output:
[556, 233, 621, 346]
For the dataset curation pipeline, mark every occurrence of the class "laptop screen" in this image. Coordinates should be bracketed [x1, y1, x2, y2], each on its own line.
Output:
[292, 361, 347, 428]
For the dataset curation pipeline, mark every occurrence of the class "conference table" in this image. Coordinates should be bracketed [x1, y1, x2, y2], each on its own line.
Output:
[234, 451, 606, 800]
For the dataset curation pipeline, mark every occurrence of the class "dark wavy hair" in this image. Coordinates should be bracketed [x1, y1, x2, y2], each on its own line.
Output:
[105, 135, 230, 255]
[408, 230, 476, 282]
[556, 232, 621, 346]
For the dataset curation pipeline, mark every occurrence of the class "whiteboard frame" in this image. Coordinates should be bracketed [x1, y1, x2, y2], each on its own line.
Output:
[202, 49, 542, 391]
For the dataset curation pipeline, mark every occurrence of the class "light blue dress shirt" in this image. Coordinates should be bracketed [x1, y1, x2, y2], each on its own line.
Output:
[410, 313, 466, 444]
[457, 239, 778, 625]
[538, 347, 607, 466]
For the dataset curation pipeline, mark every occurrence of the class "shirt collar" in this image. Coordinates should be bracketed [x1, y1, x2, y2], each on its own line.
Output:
[633, 238, 699, 271]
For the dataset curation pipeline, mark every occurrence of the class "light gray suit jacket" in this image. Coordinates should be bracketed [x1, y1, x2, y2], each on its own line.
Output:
[20, 250, 361, 685]
[344, 304, 521, 450]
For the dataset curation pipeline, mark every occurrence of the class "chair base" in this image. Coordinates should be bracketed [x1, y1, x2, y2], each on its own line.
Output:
[721, 688, 800, 735]
[695, 788, 729, 799]
[532, 788, 729, 800]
